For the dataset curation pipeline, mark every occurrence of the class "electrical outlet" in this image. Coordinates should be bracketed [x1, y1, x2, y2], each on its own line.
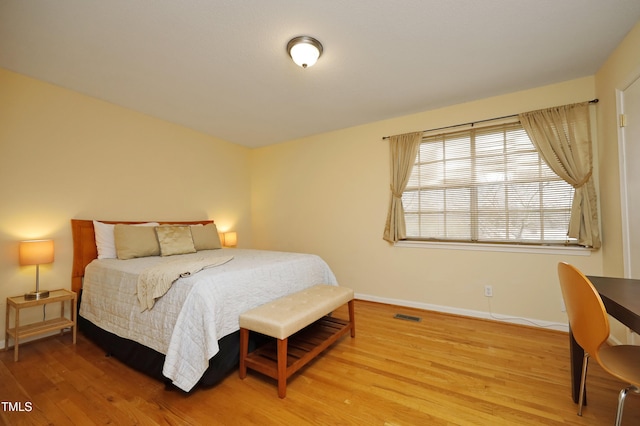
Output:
[484, 285, 493, 297]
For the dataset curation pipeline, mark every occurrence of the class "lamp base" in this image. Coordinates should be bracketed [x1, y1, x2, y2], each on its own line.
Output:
[25, 290, 50, 300]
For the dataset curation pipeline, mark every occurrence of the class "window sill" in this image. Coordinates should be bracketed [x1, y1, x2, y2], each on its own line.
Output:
[394, 240, 593, 256]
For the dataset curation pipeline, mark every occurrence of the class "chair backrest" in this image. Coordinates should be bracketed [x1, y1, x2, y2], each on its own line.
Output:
[557, 262, 610, 357]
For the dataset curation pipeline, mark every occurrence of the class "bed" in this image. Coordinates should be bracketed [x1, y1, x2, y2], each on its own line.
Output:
[70, 219, 338, 392]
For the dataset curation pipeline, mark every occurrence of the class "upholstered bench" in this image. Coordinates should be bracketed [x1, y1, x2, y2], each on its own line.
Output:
[239, 284, 355, 398]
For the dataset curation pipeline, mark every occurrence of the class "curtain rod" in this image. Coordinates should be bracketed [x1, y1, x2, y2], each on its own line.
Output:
[381, 98, 599, 140]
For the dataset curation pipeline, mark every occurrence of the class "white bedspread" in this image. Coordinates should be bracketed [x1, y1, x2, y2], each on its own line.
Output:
[137, 254, 234, 311]
[79, 248, 338, 391]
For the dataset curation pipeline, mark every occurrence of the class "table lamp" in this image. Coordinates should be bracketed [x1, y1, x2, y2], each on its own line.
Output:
[223, 232, 237, 247]
[19, 239, 54, 300]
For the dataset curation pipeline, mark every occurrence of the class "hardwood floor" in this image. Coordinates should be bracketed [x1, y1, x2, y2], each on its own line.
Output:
[2, 300, 639, 425]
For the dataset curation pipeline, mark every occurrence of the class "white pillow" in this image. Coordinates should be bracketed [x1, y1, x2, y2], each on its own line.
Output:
[93, 220, 159, 259]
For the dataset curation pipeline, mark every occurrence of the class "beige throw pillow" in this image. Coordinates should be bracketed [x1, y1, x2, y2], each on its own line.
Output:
[155, 226, 197, 256]
[114, 224, 161, 260]
[191, 223, 222, 250]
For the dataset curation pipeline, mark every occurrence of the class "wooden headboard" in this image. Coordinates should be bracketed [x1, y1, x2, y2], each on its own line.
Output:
[70, 219, 214, 293]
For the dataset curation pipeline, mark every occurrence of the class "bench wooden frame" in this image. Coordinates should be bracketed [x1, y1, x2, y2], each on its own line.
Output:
[239, 288, 355, 398]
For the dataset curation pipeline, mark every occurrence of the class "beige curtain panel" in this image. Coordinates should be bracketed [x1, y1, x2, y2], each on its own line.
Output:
[383, 131, 422, 243]
[519, 102, 601, 248]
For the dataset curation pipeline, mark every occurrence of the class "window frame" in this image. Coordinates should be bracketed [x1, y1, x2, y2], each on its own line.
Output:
[401, 119, 580, 247]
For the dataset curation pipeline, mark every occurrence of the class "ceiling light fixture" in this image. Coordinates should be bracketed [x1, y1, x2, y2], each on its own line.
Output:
[287, 36, 323, 68]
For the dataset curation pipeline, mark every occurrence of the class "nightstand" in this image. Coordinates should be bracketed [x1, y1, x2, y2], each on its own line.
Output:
[5, 288, 77, 361]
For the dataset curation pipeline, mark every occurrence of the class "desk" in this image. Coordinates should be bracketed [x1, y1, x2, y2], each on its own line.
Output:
[569, 276, 640, 403]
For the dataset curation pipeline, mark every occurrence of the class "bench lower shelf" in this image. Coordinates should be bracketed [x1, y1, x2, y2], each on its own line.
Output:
[241, 315, 354, 397]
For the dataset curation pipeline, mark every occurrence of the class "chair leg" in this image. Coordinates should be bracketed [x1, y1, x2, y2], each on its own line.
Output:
[615, 386, 640, 426]
[615, 386, 632, 426]
[578, 352, 589, 416]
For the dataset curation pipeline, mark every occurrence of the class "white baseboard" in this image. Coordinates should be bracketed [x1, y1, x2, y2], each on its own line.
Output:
[355, 292, 569, 332]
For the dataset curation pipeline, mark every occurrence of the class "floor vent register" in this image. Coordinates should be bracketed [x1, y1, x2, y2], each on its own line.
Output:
[393, 313, 422, 322]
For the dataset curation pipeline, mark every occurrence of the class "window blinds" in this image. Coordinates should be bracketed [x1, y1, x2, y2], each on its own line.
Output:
[403, 122, 576, 244]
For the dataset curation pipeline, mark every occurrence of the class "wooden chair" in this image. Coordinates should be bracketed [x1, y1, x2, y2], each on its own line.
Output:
[558, 262, 640, 425]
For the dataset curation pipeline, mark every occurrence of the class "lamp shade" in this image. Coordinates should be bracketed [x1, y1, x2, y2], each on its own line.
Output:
[224, 232, 237, 247]
[19, 240, 54, 266]
[287, 36, 323, 68]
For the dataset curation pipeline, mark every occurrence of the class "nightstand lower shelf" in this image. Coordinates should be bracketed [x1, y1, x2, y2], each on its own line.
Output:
[6, 317, 74, 341]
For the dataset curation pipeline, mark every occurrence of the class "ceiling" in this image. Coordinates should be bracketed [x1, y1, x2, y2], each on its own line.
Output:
[1, 1, 639, 148]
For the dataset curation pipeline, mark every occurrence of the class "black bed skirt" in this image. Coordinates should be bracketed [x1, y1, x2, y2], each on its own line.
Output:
[78, 294, 268, 392]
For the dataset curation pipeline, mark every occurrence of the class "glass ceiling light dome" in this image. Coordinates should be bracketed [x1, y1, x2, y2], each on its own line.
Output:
[287, 36, 323, 68]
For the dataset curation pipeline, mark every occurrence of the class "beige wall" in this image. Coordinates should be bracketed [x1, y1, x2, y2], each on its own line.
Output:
[251, 77, 601, 326]
[0, 69, 252, 333]
[595, 21, 640, 277]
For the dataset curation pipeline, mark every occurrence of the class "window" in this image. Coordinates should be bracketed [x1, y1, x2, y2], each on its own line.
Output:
[402, 121, 576, 245]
